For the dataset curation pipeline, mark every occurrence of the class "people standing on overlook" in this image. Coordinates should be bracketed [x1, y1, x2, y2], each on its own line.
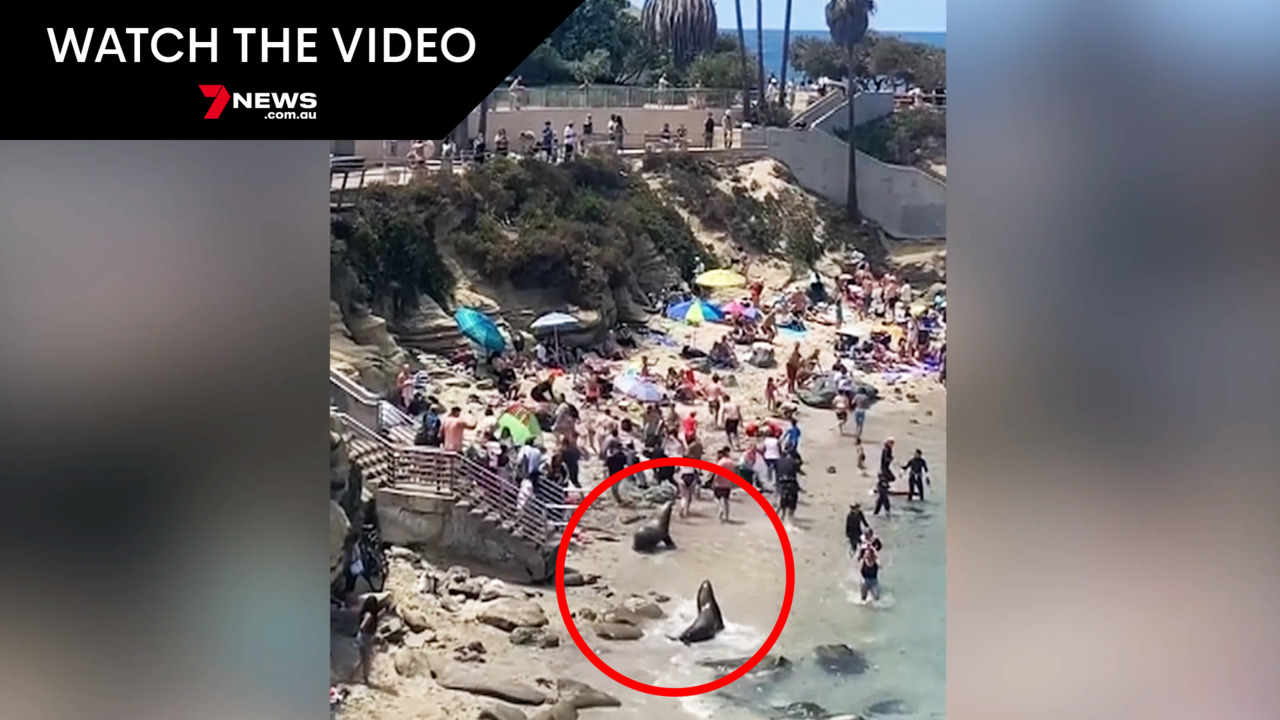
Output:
[722, 109, 734, 149]
[507, 76, 524, 110]
[703, 111, 715, 149]
[493, 128, 510, 157]
[541, 121, 556, 162]
[562, 122, 577, 162]
[583, 113, 594, 139]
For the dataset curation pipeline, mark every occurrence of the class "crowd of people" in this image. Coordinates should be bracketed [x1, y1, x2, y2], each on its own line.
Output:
[379, 267, 939, 607]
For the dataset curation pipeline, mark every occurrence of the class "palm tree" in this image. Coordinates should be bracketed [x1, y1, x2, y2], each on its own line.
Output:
[755, 0, 766, 115]
[779, 0, 794, 108]
[734, 0, 751, 120]
[826, 0, 876, 221]
[478, 94, 490, 152]
[641, 0, 718, 67]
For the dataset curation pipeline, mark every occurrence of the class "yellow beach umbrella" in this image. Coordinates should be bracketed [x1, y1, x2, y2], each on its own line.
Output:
[695, 269, 747, 288]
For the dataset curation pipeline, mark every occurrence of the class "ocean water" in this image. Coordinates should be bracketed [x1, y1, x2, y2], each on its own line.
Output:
[724, 28, 946, 81]
[586, 410, 947, 720]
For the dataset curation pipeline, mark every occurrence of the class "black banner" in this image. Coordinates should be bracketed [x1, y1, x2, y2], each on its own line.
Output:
[7, 10, 588, 138]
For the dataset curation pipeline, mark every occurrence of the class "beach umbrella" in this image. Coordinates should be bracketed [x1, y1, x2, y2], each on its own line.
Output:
[529, 312, 581, 333]
[665, 298, 724, 325]
[722, 300, 760, 321]
[695, 269, 747, 288]
[496, 411, 541, 445]
[453, 307, 506, 353]
[614, 373, 664, 403]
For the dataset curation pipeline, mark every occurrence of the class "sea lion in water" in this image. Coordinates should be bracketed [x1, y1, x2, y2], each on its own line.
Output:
[671, 580, 725, 644]
[632, 501, 676, 552]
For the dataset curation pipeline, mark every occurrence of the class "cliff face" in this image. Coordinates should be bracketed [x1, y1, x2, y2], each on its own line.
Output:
[330, 154, 923, 372]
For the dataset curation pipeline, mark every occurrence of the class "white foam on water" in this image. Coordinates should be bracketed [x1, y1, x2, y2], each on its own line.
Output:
[640, 596, 773, 718]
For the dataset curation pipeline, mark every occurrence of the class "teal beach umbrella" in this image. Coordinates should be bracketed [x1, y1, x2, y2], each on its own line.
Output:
[453, 307, 506, 353]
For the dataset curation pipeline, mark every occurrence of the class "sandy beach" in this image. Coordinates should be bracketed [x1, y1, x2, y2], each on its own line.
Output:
[334, 305, 945, 720]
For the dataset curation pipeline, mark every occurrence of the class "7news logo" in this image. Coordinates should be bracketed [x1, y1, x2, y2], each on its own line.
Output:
[199, 85, 318, 120]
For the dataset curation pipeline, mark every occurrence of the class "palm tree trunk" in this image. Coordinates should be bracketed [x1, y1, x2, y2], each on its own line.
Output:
[845, 48, 860, 221]
[779, 0, 794, 107]
[735, 0, 750, 122]
[755, 0, 766, 117]
[478, 94, 490, 147]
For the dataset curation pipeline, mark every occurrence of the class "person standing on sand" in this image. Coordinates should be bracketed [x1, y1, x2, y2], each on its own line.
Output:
[853, 390, 870, 441]
[761, 428, 782, 491]
[845, 503, 868, 553]
[721, 395, 742, 449]
[785, 343, 802, 395]
[765, 376, 779, 412]
[713, 446, 736, 522]
[834, 391, 850, 435]
[355, 596, 379, 684]
[903, 449, 930, 500]
[681, 410, 699, 445]
[856, 438, 867, 475]
[706, 374, 724, 427]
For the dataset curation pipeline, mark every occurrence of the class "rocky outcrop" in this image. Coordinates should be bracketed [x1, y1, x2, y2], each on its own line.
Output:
[387, 294, 470, 356]
[330, 500, 351, 586]
[476, 598, 549, 632]
[432, 661, 550, 705]
[330, 301, 408, 395]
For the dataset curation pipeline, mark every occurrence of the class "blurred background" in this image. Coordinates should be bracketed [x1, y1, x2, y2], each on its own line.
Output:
[2, 0, 1280, 714]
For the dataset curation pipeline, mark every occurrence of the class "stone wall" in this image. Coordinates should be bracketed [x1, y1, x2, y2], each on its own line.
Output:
[377, 486, 554, 584]
[763, 128, 947, 239]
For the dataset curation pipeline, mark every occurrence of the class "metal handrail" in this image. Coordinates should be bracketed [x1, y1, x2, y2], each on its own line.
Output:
[489, 85, 741, 110]
[333, 410, 558, 545]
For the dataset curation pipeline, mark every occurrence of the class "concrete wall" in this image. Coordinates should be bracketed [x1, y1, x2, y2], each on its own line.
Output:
[764, 128, 946, 239]
[812, 93, 896, 135]
[377, 487, 553, 583]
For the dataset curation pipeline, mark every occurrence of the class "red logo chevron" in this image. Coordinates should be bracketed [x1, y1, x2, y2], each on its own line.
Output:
[199, 85, 230, 119]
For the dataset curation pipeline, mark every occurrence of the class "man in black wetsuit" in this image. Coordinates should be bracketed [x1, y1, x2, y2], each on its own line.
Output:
[902, 449, 930, 500]
[845, 503, 868, 553]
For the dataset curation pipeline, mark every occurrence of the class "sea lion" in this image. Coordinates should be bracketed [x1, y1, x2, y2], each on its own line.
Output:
[671, 580, 725, 644]
[632, 501, 676, 552]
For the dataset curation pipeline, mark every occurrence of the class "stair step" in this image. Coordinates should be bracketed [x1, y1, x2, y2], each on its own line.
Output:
[454, 499, 472, 511]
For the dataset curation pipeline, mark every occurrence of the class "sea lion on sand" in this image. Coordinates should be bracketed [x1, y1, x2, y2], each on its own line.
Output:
[671, 580, 725, 644]
[632, 501, 676, 552]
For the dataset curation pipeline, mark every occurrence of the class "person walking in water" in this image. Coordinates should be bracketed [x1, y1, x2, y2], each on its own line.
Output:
[845, 503, 869, 554]
[775, 448, 802, 522]
[874, 438, 895, 516]
[903, 448, 930, 500]
[858, 545, 882, 603]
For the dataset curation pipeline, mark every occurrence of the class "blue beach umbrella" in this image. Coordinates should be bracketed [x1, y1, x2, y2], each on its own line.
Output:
[453, 307, 506, 353]
[665, 298, 724, 325]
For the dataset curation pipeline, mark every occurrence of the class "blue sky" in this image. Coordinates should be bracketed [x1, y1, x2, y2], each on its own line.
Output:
[629, 0, 945, 32]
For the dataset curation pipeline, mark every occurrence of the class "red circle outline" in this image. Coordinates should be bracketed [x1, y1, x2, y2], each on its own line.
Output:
[554, 457, 796, 697]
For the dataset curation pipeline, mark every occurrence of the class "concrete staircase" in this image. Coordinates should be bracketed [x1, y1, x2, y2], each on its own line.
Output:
[330, 370, 561, 582]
